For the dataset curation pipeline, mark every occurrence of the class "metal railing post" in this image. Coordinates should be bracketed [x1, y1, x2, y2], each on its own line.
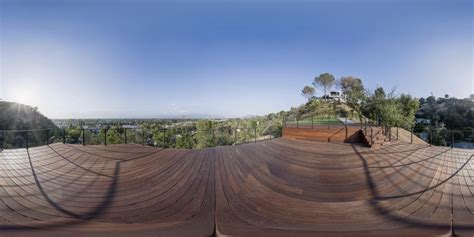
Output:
[389, 127, 392, 142]
[104, 129, 108, 146]
[345, 125, 348, 141]
[162, 130, 165, 148]
[63, 128, 66, 144]
[254, 127, 257, 143]
[25, 131, 29, 149]
[451, 131, 454, 149]
[1, 131, 3, 151]
[246, 128, 249, 143]
[327, 113, 330, 129]
[410, 127, 413, 144]
[370, 127, 373, 146]
[234, 128, 237, 144]
[46, 129, 49, 145]
[429, 128, 432, 147]
[177, 128, 180, 148]
[82, 128, 85, 146]
[396, 127, 399, 140]
[311, 116, 314, 129]
[213, 129, 216, 146]
[124, 128, 127, 144]
[296, 117, 299, 128]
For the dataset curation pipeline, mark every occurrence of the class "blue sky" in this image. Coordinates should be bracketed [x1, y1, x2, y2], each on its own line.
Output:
[0, 0, 472, 118]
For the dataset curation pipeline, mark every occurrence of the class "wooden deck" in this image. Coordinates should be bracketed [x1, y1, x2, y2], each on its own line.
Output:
[0, 139, 473, 236]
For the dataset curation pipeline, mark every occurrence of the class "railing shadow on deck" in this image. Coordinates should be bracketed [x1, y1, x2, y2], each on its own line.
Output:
[351, 143, 474, 233]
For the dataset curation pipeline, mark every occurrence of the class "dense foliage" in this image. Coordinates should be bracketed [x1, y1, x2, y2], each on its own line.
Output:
[0, 101, 56, 130]
[416, 96, 474, 130]
[414, 96, 474, 146]
[0, 101, 58, 148]
[361, 88, 420, 128]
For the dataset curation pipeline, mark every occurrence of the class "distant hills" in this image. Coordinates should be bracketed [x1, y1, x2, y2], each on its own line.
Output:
[0, 101, 57, 130]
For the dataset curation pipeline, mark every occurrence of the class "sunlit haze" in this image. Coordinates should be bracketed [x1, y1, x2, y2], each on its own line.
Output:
[1, 0, 472, 118]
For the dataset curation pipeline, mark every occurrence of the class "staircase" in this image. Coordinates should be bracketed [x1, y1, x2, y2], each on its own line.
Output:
[360, 126, 390, 149]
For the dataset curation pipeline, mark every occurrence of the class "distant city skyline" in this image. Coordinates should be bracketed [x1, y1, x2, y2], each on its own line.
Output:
[1, 0, 472, 118]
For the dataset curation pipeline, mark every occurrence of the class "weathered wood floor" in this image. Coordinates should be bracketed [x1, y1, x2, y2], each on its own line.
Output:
[0, 139, 472, 236]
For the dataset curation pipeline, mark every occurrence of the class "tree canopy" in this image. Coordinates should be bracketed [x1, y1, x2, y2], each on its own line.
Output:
[313, 73, 335, 97]
[416, 96, 474, 130]
[301, 85, 315, 101]
[338, 76, 365, 122]
[339, 76, 364, 95]
[361, 87, 419, 128]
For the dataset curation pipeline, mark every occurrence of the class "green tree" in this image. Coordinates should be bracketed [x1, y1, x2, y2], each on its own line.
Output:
[67, 128, 82, 144]
[339, 76, 366, 123]
[313, 73, 335, 98]
[301, 85, 315, 101]
[176, 129, 194, 149]
[339, 76, 364, 96]
[196, 120, 214, 148]
[398, 94, 419, 128]
[106, 126, 125, 144]
[362, 87, 419, 129]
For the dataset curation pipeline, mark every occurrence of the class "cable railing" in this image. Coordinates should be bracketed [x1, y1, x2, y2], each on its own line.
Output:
[2, 120, 471, 150]
[360, 122, 474, 149]
[282, 114, 473, 150]
[283, 114, 346, 129]
[0, 124, 283, 151]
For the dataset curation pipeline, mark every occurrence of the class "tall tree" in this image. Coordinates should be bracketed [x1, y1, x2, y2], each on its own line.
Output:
[301, 85, 315, 101]
[398, 94, 420, 128]
[338, 77, 366, 124]
[313, 73, 335, 98]
[339, 76, 364, 96]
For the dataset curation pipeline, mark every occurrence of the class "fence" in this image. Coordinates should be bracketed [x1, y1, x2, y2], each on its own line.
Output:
[282, 116, 473, 150]
[0, 124, 282, 151]
[283, 113, 345, 129]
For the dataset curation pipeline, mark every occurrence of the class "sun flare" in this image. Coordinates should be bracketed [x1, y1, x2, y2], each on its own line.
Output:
[10, 86, 34, 105]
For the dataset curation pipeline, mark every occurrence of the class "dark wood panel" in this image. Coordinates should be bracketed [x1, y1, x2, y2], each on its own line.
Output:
[282, 126, 361, 142]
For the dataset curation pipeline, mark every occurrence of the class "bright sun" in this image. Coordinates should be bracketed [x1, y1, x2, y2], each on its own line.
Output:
[10, 87, 34, 105]
[15, 94, 29, 104]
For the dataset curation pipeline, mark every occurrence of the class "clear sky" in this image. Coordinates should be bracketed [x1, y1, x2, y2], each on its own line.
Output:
[0, 0, 472, 118]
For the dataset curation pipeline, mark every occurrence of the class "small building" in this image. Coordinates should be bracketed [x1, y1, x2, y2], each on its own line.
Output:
[330, 91, 340, 98]
[323, 91, 345, 102]
[415, 118, 431, 125]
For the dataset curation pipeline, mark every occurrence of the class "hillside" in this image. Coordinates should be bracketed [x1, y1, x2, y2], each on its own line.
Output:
[0, 101, 57, 130]
[287, 99, 365, 123]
